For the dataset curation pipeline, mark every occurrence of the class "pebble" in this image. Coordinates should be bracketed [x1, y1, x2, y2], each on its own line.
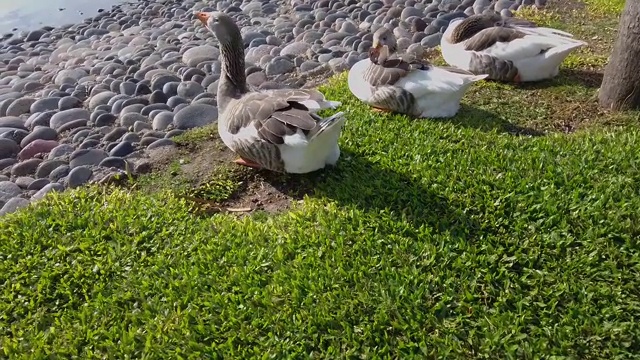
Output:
[31, 183, 65, 202]
[0, 197, 30, 216]
[49, 108, 90, 131]
[20, 127, 58, 147]
[69, 149, 108, 168]
[18, 140, 59, 160]
[0, 138, 20, 159]
[173, 104, 218, 130]
[67, 166, 93, 188]
[35, 159, 67, 179]
[0, 181, 22, 206]
[11, 158, 43, 177]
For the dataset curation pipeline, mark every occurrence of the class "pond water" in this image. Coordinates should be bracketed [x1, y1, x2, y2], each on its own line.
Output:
[0, 0, 134, 34]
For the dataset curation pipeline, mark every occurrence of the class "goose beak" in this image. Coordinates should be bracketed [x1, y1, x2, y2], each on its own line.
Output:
[370, 39, 382, 61]
[195, 11, 210, 25]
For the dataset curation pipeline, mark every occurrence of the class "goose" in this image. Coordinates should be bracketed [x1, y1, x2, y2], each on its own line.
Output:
[348, 27, 488, 118]
[195, 11, 346, 174]
[441, 13, 587, 82]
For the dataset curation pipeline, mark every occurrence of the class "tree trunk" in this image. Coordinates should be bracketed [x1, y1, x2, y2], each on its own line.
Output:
[598, 0, 640, 111]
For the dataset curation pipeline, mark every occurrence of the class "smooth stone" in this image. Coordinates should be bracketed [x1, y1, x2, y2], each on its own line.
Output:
[182, 45, 220, 67]
[30, 111, 56, 129]
[0, 158, 17, 170]
[120, 112, 148, 127]
[79, 139, 101, 149]
[0, 138, 20, 159]
[30, 97, 61, 113]
[149, 90, 168, 104]
[95, 113, 117, 127]
[121, 133, 140, 143]
[133, 121, 152, 133]
[139, 137, 159, 147]
[0, 116, 27, 130]
[48, 165, 70, 182]
[57, 119, 88, 133]
[11, 158, 42, 177]
[0, 181, 22, 205]
[14, 176, 35, 189]
[0, 197, 29, 215]
[27, 178, 50, 191]
[109, 141, 135, 157]
[20, 126, 58, 147]
[141, 103, 171, 117]
[173, 104, 218, 130]
[120, 82, 137, 96]
[147, 138, 175, 150]
[18, 140, 59, 160]
[0, 129, 29, 145]
[165, 129, 185, 138]
[266, 58, 295, 76]
[69, 149, 108, 168]
[152, 111, 174, 131]
[47, 144, 75, 159]
[49, 108, 90, 130]
[176, 81, 204, 99]
[103, 127, 128, 142]
[35, 159, 68, 179]
[166, 96, 188, 109]
[6, 98, 36, 117]
[120, 104, 145, 115]
[31, 183, 65, 202]
[58, 96, 83, 111]
[99, 157, 129, 170]
[67, 166, 93, 188]
[88, 91, 117, 111]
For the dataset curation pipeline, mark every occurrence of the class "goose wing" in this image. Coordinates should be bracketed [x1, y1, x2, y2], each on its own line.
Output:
[225, 89, 331, 145]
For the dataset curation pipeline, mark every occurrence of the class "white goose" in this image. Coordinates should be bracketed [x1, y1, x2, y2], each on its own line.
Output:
[348, 27, 487, 118]
[195, 11, 346, 174]
[441, 13, 587, 82]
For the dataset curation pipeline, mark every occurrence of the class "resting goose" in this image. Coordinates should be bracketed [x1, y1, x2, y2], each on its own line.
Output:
[195, 11, 346, 174]
[348, 27, 487, 118]
[441, 13, 587, 82]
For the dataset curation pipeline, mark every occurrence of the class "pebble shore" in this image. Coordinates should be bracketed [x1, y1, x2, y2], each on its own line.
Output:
[0, 0, 545, 216]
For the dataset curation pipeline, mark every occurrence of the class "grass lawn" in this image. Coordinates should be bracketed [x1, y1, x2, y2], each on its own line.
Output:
[2, 0, 640, 358]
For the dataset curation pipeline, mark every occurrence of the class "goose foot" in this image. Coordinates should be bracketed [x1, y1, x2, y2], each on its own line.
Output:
[513, 73, 522, 83]
[234, 157, 263, 169]
[372, 107, 391, 113]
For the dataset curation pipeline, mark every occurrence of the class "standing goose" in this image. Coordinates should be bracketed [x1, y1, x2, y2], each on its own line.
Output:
[195, 11, 346, 174]
[348, 27, 487, 118]
[441, 13, 587, 82]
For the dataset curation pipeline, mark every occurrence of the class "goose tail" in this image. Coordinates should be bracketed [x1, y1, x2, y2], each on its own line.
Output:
[309, 111, 346, 142]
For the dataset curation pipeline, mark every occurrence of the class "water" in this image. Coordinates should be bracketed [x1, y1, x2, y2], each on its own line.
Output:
[0, 0, 133, 34]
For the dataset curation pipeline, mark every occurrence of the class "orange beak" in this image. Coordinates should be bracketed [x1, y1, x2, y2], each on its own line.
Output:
[195, 11, 210, 25]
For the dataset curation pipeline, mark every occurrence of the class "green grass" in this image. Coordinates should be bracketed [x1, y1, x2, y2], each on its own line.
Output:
[2, 1, 640, 358]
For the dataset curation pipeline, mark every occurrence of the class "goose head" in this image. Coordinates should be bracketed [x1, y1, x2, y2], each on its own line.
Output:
[195, 11, 242, 48]
[445, 13, 505, 44]
[194, 11, 248, 110]
[370, 27, 397, 64]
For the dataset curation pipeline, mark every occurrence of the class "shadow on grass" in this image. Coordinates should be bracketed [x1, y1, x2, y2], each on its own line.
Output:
[442, 104, 546, 137]
[248, 150, 480, 240]
[512, 68, 604, 91]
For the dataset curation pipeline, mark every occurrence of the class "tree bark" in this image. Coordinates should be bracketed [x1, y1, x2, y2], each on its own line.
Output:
[598, 0, 640, 111]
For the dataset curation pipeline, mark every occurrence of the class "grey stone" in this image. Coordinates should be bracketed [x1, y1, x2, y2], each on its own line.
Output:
[173, 104, 218, 130]
[31, 183, 65, 202]
[69, 149, 108, 168]
[49, 108, 90, 130]
[67, 166, 93, 188]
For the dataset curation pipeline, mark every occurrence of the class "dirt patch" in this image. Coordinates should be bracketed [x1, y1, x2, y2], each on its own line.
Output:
[546, 0, 586, 12]
[131, 134, 315, 217]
